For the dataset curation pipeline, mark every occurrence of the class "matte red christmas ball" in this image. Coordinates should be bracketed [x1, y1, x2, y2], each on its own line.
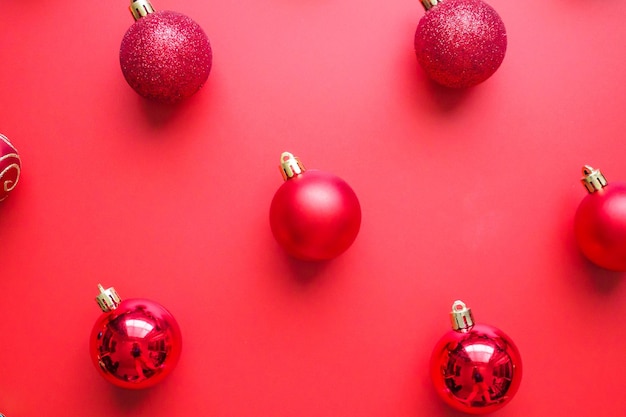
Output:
[90, 285, 182, 389]
[414, 0, 507, 88]
[120, 0, 212, 103]
[269, 152, 361, 261]
[430, 301, 522, 414]
[0, 133, 21, 201]
[574, 166, 626, 271]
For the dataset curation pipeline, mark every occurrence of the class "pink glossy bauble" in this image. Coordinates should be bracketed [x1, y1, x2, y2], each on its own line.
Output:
[575, 183, 626, 271]
[90, 292, 182, 389]
[431, 301, 522, 414]
[0, 134, 21, 201]
[414, 0, 507, 88]
[270, 153, 361, 261]
[120, 10, 212, 103]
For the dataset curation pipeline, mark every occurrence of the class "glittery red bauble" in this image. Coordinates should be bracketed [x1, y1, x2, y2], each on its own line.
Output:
[120, 10, 212, 103]
[414, 0, 507, 88]
[575, 183, 626, 271]
[90, 292, 182, 389]
[431, 301, 522, 414]
[0, 134, 21, 201]
[270, 153, 361, 261]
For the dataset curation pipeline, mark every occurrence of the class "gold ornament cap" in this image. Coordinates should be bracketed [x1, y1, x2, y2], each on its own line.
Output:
[130, 0, 155, 20]
[421, 0, 441, 10]
[450, 300, 475, 331]
[96, 284, 121, 312]
[279, 152, 306, 181]
[581, 165, 607, 193]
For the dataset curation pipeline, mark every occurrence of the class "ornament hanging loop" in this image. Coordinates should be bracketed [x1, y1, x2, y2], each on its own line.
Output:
[581, 165, 607, 193]
[130, 0, 155, 20]
[96, 284, 122, 312]
[279, 152, 306, 181]
[450, 300, 475, 331]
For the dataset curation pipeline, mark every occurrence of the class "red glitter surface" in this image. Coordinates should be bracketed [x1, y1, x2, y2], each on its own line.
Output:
[414, 0, 507, 88]
[120, 10, 212, 103]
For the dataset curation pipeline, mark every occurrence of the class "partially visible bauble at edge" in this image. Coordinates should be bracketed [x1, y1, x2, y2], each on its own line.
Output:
[575, 166, 626, 271]
[120, 10, 212, 103]
[0, 133, 21, 201]
[414, 0, 507, 88]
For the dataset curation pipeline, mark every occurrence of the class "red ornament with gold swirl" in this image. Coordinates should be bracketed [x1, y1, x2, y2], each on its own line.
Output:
[0, 134, 21, 201]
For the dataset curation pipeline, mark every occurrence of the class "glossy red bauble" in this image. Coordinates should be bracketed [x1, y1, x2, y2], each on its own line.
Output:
[270, 152, 361, 261]
[431, 301, 522, 414]
[414, 0, 507, 88]
[0, 133, 21, 201]
[120, 0, 212, 103]
[575, 166, 626, 271]
[90, 285, 182, 389]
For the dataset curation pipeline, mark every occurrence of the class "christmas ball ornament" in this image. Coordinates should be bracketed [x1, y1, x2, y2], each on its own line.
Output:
[89, 284, 182, 389]
[574, 166, 626, 271]
[430, 300, 522, 414]
[0, 133, 21, 201]
[120, 0, 212, 103]
[269, 152, 361, 261]
[414, 0, 507, 88]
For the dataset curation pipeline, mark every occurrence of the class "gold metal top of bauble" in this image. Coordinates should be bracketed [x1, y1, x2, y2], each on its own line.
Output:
[450, 300, 475, 331]
[421, 0, 442, 10]
[280, 152, 306, 181]
[96, 284, 121, 312]
[130, 0, 155, 20]
[581, 165, 608, 193]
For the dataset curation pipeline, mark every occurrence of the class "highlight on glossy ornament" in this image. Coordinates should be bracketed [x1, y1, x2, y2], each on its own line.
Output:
[430, 300, 522, 414]
[89, 284, 182, 389]
[0, 134, 21, 201]
[414, 0, 507, 88]
[269, 152, 361, 261]
[574, 165, 626, 271]
[120, 0, 213, 103]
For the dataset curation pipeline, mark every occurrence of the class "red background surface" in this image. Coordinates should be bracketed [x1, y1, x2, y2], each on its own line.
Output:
[1, 0, 626, 415]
